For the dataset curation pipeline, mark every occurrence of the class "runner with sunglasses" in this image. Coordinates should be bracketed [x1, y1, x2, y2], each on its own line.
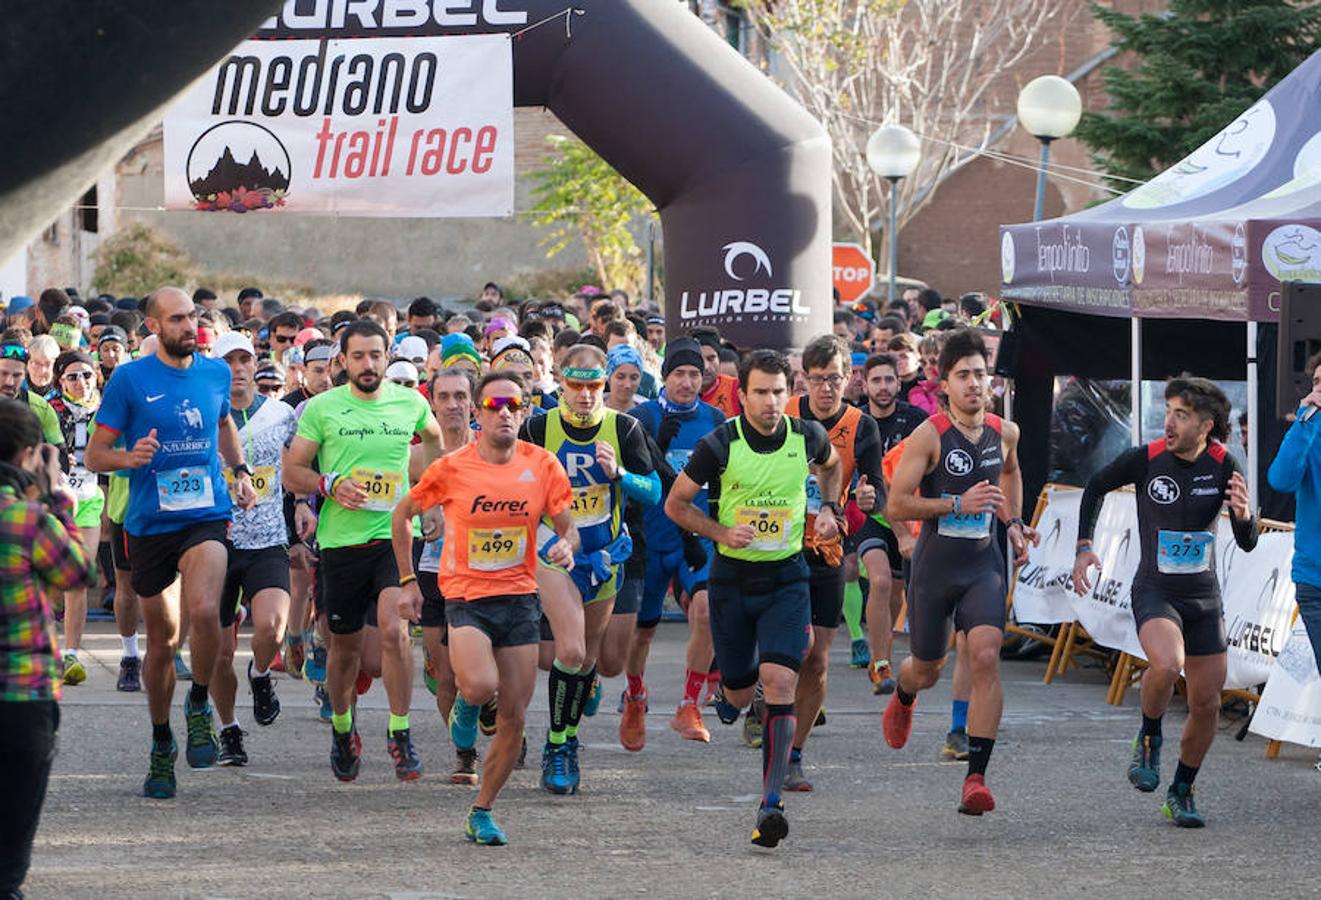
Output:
[284, 319, 441, 783]
[392, 374, 576, 845]
[518, 344, 660, 794]
[0, 344, 65, 451]
[47, 351, 104, 685]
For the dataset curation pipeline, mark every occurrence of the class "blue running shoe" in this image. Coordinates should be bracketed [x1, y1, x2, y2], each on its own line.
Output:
[566, 736, 581, 792]
[541, 741, 575, 795]
[713, 687, 741, 725]
[850, 638, 870, 669]
[304, 643, 328, 685]
[1162, 782, 1205, 828]
[466, 806, 508, 846]
[582, 676, 602, 717]
[143, 737, 177, 800]
[183, 693, 218, 768]
[174, 651, 193, 681]
[315, 684, 333, 722]
[1128, 734, 1162, 792]
[449, 695, 480, 751]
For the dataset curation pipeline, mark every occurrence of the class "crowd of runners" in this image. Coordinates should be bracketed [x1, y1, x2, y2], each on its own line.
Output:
[0, 279, 1282, 872]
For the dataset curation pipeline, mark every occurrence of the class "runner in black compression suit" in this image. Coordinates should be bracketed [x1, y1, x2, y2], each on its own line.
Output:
[1073, 375, 1257, 829]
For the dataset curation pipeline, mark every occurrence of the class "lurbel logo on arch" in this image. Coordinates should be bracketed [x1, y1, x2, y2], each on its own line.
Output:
[679, 240, 812, 325]
[258, 0, 528, 35]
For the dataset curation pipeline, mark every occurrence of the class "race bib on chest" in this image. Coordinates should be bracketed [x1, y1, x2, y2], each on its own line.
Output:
[352, 468, 403, 512]
[157, 467, 215, 512]
[225, 465, 277, 503]
[735, 505, 792, 551]
[68, 466, 99, 502]
[570, 483, 611, 527]
[937, 494, 990, 539]
[467, 527, 526, 572]
[1157, 530, 1214, 575]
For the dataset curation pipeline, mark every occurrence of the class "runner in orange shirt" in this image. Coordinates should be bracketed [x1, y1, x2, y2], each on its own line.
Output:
[391, 371, 577, 846]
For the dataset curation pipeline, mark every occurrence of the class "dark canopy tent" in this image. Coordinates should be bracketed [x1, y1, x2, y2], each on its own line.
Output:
[998, 49, 1321, 520]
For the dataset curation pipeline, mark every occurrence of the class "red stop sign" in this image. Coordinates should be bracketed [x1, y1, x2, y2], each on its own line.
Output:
[832, 243, 875, 304]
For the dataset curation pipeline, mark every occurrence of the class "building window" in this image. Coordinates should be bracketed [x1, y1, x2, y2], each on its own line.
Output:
[79, 186, 98, 233]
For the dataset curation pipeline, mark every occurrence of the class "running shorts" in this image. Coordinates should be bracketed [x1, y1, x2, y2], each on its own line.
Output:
[639, 542, 711, 628]
[707, 554, 811, 690]
[319, 540, 398, 635]
[446, 594, 542, 648]
[220, 544, 290, 627]
[127, 519, 229, 598]
[1131, 586, 1227, 656]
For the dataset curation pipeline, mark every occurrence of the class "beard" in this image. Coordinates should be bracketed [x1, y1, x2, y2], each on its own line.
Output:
[485, 427, 516, 450]
[349, 370, 380, 393]
[160, 333, 196, 359]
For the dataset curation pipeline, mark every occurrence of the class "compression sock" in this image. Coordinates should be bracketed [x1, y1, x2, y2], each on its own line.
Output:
[548, 659, 579, 745]
[682, 669, 705, 706]
[626, 672, 646, 698]
[566, 664, 596, 727]
[1140, 714, 1163, 738]
[762, 703, 796, 808]
[189, 682, 209, 707]
[1173, 759, 1199, 788]
[951, 699, 969, 732]
[389, 713, 410, 735]
[152, 722, 172, 744]
[122, 634, 139, 658]
[967, 735, 995, 777]
[842, 579, 865, 642]
[331, 708, 353, 735]
[896, 684, 916, 707]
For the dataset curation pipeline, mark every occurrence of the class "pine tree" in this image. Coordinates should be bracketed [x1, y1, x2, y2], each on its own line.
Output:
[1077, 0, 1321, 187]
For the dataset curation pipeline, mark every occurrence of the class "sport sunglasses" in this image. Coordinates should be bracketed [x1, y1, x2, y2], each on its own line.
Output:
[481, 395, 526, 412]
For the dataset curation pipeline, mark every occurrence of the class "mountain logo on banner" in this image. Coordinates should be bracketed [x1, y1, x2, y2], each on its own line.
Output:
[186, 121, 292, 213]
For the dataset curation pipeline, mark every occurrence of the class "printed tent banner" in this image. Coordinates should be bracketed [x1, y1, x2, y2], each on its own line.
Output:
[163, 35, 514, 217]
[999, 47, 1321, 322]
[1250, 619, 1321, 748]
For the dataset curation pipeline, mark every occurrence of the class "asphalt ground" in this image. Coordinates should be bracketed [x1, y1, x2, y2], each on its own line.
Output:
[23, 621, 1321, 899]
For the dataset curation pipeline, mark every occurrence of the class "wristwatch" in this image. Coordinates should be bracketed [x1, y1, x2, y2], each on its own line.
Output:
[819, 500, 843, 517]
[231, 463, 254, 478]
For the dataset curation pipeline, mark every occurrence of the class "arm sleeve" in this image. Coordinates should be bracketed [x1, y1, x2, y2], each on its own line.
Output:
[1078, 447, 1146, 542]
[683, 430, 727, 489]
[853, 415, 884, 488]
[1267, 417, 1318, 493]
[802, 420, 833, 466]
[1225, 453, 1260, 551]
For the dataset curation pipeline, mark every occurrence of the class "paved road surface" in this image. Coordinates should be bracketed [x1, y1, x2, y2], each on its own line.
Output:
[24, 622, 1319, 898]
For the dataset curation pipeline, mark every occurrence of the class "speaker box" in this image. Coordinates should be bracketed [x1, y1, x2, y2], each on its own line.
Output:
[1277, 282, 1321, 418]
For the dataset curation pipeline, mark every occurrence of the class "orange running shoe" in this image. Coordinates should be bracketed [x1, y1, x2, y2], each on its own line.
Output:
[670, 702, 711, 743]
[882, 690, 914, 749]
[620, 691, 648, 752]
[959, 773, 996, 815]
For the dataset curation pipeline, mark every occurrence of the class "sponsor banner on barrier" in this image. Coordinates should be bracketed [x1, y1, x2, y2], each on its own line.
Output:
[163, 35, 513, 217]
[1015, 487, 1296, 689]
[1250, 620, 1321, 748]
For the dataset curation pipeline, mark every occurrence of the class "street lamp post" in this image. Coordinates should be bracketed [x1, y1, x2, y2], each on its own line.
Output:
[866, 124, 921, 303]
[1016, 75, 1082, 222]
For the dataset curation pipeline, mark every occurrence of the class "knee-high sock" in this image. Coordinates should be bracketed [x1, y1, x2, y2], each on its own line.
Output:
[548, 658, 579, 745]
[762, 703, 796, 807]
[565, 664, 596, 737]
[842, 580, 865, 642]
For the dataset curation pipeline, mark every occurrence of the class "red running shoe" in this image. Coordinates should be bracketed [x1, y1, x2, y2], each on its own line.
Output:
[958, 773, 996, 815]
[882, 691, 914, 749]
[355, 670, 373, 696]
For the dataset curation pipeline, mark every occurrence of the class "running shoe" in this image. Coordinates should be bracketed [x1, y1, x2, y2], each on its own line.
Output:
[387, 728, 423, 781]
[751, 801, 788, 848]
[315, 684, 333, 722]
[450, 747, 479, 785]
[670, 702, 711, 743]
[330, 727, 360, 782]
[882, 691, 914, 749]
[582, 676, 602, 717]
[62, 652, 86, 686]
[217, 725, 248, 767]
[183, 693, 219, 768]
[616, 688, 627, 715]
[870, 659, 896, 695]
[943, 728, 971, 761]
[117, 656, 141, 692]
[248, 661, 281, 727]
[270, 649, 286, 674]
[850, 638, 870, 668]
[783, 758, 813, 792]
[1162, 782, 1205, 828]
[620, 691, 647, 752]
[355, 670, 373, 696]
[174, 651, 192, 681]
[303, 643, 328, 685]
[479, 697, 499, 737]
[1128, 734, 1162, 793]
[449, 695, 480, 751]
[742, 708, 764, 749]
[284, 636, 306, 681]
[814, 707, 827, 727]
[712, 687, 741, 726]
[701, 675, 721, 707]
[466, 806, 508, 846]
[566, 736, 582, 792]
[541, 741, 575, 795]
[958, 773, 996, 815]
[143, 736, 177, 800]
